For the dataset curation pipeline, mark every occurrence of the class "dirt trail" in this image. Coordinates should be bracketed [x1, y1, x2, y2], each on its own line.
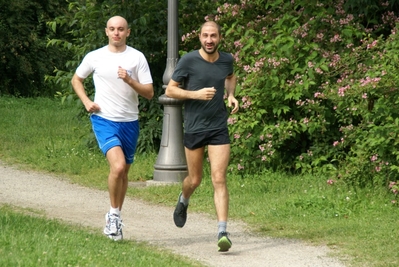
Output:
[0, 161, 347, 267]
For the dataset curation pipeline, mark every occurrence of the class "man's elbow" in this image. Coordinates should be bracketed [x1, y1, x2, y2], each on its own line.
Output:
[147, 90, 154, 100]
[165, 85, 176, 98]
[145, 85, 154, 100]
[165, 87, 171, 98]
[71, 74, 82, 87]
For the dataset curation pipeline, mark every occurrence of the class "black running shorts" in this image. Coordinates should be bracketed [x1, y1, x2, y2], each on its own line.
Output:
[184, 128, 230, 149]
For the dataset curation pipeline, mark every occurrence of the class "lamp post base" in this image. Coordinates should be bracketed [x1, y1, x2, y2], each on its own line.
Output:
[152, 169, 187, 183]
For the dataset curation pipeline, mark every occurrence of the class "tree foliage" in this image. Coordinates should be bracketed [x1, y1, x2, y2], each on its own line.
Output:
[46, 0, 220, 154]
[6, 0, 399, 187]
[183, 0, 399, 187]
[0, 0, 68, 96]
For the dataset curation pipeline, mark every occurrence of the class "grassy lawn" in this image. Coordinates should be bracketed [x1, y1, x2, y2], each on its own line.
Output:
[0, 205, 203, 267]
[1, 96, 398, 267]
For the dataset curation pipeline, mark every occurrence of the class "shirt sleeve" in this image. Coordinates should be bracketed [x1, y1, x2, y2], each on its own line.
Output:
[171, 56, 189, 83]
[137, 53, 153, 84]
[75, 53, 94, 79]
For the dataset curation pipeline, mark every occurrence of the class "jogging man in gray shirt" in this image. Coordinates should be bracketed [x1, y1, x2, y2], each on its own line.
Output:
[166, 21, 239, 252]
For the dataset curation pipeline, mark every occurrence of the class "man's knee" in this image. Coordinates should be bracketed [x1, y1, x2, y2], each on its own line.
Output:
[212, 174, 227, 186]
[186, 175, 202, 188]
[111, 161, 127, 177]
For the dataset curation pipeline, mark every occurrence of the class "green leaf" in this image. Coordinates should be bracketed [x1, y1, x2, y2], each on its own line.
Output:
[320, 65, 329, 72]
[342, 28, 353, 37]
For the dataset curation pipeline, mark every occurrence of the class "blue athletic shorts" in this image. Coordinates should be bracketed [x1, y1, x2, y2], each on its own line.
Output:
[184, 128, 230, 149]
[90, 114, 139, 164]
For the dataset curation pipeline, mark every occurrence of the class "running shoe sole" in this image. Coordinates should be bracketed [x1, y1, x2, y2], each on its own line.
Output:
[107, 230, 123, 241]
[218, 236, 232, 252]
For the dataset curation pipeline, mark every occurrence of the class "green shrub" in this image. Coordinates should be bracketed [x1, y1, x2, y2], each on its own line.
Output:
[182, 0, 399, 187]
[44, 0, 399, 188]
[0, 0, 68, 97]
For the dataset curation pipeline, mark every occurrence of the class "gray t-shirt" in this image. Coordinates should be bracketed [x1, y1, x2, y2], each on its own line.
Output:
[171, 50, 234, 133]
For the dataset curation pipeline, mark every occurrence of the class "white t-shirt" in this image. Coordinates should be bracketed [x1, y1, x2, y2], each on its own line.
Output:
[76, 45, 153, 122]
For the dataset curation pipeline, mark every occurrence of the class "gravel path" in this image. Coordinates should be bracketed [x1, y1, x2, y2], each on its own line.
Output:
[0, 161, 347, 267]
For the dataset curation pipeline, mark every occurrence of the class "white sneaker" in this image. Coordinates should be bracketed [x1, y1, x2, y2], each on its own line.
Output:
[103, 212, 124, 241]
[108, 228, 123, 241]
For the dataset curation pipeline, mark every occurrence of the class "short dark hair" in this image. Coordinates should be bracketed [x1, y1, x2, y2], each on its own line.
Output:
[200, 21, 221, 35]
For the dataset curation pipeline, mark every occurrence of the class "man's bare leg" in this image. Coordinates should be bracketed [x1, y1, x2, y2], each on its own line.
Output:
[106, 146, 128, 210]
[208, 144, 232, 252]
[208, 144, 230, 222]
[103, 146, 128, 240]
[182, 146, 205, 198]
[173, 146, 204, 227]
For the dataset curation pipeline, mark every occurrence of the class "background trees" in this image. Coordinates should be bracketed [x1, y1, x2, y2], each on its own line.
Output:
[0, 0, 69, 96]
[3, 0, 399, 187]
[206, 0, 399, 187]
[45, 0, 223, 154]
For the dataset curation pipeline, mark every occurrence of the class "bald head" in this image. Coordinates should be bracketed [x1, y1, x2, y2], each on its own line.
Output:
[107, 16, 128, 28]
[105, 16, 130, 52]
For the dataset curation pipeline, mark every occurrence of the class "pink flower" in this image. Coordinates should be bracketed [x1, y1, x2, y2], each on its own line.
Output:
[370, 154, 378, 162]
[227, 117, 237, 125]
[333, 141, 340, 147]
[314, 92, 322, 98]
[327, 179, 335, 185]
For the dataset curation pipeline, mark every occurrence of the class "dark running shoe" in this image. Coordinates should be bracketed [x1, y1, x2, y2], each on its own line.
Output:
[218, 232, 232, 252]
[173, 192, 188, 228]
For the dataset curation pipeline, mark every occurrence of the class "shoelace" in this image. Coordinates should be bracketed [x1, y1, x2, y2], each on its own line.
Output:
[109, 216, 125, 229]
[177, 203, 187, 215]
[218, 231, 230, 238]
[107, 215, 124, 232]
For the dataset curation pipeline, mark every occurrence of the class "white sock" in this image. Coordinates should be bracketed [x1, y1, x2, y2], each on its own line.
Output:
[110, 206, 120, 216]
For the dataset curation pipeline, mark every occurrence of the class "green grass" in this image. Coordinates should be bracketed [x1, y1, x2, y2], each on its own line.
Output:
[1, 96, 399, 267]
[0, 205, 203, 267]
[0, 96, 153, 189]
[129, 175, 399, 267]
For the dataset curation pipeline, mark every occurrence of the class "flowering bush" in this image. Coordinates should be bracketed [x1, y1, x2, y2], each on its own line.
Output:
[182, 0, 399, 186]
[389, 181, 399, 205]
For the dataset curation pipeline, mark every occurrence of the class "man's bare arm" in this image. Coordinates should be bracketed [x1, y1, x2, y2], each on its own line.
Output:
[225, 74, 239, 114]
[71, 73, 101, 113]
[165, 79, 216, 100]
[118, 67, 154, 100]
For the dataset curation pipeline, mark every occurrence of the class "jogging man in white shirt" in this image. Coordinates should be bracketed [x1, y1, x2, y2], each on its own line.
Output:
[71, 15, 154, 241]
